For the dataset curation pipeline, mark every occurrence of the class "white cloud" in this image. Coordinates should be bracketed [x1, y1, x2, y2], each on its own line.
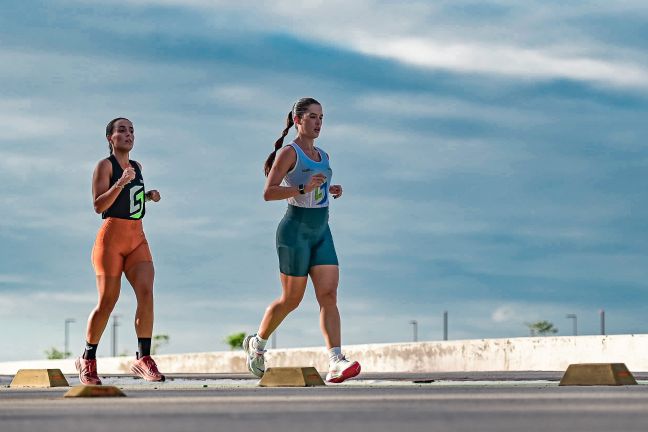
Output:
[492, 305, 516, 323]
[71, 0, 648, 89]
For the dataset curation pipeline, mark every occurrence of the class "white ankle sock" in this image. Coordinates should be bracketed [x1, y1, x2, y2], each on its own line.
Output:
[254, 335, 268, 351]
[328, 347, 342, 362]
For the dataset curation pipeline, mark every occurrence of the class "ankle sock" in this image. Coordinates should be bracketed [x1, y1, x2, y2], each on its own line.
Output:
[254, 335, 268, 351]
[138, 338, 152, 358]
[83, 342, 98, 360]
[329, 347, 342, 362]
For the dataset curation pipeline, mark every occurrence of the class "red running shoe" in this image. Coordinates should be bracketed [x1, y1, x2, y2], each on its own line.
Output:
[75, 357, 102, 385]
[130, 355, 166, 382]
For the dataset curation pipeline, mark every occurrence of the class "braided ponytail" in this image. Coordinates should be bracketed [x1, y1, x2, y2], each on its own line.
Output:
[264, 110, 293, 176]
[264, 98, 320, 176]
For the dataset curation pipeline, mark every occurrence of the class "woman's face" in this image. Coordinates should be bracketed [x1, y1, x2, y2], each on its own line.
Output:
[296, 104, 323, 139]
[107, 119, 134, 153]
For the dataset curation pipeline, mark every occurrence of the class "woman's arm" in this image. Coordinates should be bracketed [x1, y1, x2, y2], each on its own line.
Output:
[92, 159, 135, 213]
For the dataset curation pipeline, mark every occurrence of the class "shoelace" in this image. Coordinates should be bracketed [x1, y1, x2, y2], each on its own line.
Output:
[331, 354, 349, 365]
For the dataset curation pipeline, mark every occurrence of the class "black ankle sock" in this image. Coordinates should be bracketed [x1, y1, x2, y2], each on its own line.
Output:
[83, 342, 98, 360]
[137, 338, 152, 358]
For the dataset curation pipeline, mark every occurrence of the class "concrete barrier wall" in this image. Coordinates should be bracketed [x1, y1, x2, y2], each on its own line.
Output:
[2, 334, 648, 375]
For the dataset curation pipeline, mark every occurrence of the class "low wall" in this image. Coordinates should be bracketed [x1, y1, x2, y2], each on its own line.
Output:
[2, 335, 648, 375]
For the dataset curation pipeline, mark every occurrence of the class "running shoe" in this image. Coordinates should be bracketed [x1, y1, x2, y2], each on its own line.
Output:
[75, 357, 102, 385]
[326, 355, 361, 383]
[130, 355, 166, 382]
[242, 334, 266, 378]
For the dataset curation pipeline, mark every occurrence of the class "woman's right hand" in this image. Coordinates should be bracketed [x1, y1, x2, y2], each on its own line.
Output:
[116, 166, 136, 188]
[305, 173, 327, 193]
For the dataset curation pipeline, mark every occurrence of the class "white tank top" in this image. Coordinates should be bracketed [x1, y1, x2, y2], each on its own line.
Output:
[282, 142, 333, 208]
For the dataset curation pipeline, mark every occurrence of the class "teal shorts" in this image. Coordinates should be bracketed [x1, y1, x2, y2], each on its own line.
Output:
[276, 205, 339, 277]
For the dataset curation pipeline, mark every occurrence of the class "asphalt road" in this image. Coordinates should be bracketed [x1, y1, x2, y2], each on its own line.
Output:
[3, 374, 648, 432]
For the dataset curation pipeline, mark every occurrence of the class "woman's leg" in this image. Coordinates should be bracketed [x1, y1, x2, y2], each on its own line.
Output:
[124, 260, 164, 381]
[257, 274, 308, 339]
[85, 276, 121, 344]
[310, 264, 360, 383]
[309, 265, 340, 349]
[124, 261, 155, 338]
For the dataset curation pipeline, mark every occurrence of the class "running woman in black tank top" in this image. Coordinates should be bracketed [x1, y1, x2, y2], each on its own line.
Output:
[75, 118, 165, 385]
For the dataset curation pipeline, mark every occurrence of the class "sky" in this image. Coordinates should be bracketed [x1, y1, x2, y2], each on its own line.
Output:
[1, 1, 648, 361]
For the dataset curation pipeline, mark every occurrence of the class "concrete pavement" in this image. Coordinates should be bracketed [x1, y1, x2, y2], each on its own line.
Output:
[3, 374, 648, 432]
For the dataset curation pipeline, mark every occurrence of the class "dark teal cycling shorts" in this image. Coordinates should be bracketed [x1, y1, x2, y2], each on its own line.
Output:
[276, 205, 339, 277]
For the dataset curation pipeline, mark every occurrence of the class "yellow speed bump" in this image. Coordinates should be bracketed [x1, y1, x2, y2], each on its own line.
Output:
[259, 367, 325, 387]
[10, 369, 69, 388]
[559, 363, 637, 386]
[64, 385, 126, 398]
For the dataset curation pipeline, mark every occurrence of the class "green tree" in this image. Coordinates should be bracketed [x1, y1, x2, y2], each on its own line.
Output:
[44, 347, 68, 359]
[525, 320, 558, 336]
[225, 332, 246, 350]
[151, 334, 170, 355]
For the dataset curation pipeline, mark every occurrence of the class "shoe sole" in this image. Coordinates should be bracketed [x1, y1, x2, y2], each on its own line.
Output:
[242, 335, 265, 378]
[75, 357, 102, 386]
[326, 361, 361, 384]
[130, 365, 166, 382]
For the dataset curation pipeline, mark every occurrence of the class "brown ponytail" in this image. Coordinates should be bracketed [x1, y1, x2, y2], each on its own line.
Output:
[264, 110, 293, 176]
[264, 98, 320, 176]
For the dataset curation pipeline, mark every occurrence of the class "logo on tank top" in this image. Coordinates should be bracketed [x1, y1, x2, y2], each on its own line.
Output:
[315, 182, 328, 205]
[129, 185, 145, 219]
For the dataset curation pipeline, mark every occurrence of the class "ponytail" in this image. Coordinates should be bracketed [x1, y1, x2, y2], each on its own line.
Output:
[264, 111, 293, 176]
[264, 97, 320, 176]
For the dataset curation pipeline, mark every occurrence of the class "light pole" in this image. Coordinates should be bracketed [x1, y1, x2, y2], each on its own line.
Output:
[409, 320, 418, 342]
[566, 314, 577, 336]
[599, 309, 605, 335]
[271, 332, 276, 349]
[111, 315, 120, 357]
[64, 318, 75, 359]
[443, 311, 448, 341]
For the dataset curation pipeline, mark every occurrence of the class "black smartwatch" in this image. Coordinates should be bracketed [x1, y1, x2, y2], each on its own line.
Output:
[298, 184, 305, 194]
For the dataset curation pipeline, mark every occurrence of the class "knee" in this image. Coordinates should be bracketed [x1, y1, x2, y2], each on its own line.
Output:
[136, 285, 154, 304]
[316, 291, 337, 307]
[278, 295, 302, 312]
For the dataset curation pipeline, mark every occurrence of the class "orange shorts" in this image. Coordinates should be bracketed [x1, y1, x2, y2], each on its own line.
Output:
[91, 217, 153, 276]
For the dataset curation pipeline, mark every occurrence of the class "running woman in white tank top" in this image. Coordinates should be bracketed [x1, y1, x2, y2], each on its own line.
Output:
[242, 98, 361, 383]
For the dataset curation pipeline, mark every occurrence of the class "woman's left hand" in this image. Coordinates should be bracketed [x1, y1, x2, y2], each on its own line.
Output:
[329, 184, 343, 199]
[146, 190, 161, 202]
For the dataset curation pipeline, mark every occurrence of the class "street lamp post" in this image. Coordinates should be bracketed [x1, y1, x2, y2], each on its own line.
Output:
[409, 320, 418, 342]
[64, 318, 75, 359]
[111, 315, 120, 357]
[600, 309, 605, 335]
[566, 314, 577, 336]
[443, 311, 448, 341]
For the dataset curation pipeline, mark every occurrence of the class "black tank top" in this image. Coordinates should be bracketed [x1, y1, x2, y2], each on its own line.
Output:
[102, 155, 146, 220]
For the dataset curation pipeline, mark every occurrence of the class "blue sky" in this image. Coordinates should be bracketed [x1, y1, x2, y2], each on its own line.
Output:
[1, 1, 648, 361]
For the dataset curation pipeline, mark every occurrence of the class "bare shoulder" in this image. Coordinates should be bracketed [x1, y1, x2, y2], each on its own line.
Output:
[274, 145, 297, 167]
[94, 158, 112, 174]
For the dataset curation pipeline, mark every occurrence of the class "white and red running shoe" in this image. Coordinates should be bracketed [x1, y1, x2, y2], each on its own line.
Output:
[75, 357, 102, 385]
[130, 355, 166, 382]
[326, 355, 361, 383]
